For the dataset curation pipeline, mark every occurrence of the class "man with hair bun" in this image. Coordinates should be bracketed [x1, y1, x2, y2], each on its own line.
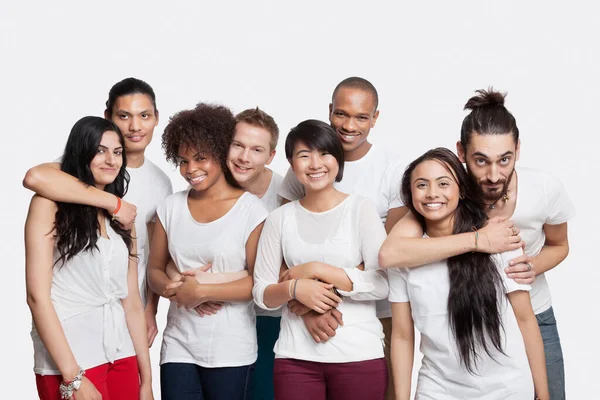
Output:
[379, 88, 573, 400]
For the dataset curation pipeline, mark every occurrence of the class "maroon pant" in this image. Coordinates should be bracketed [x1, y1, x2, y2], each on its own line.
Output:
[273, 358, 387, 400]
[36, 356, 139, 400]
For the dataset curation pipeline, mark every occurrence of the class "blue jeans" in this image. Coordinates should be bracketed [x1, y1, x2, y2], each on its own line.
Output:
[253, 316, 281, 400]
[536, 306, 565, 400]
[161, 362, 255, 400]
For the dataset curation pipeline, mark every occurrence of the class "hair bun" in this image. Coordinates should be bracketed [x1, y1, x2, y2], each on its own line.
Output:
[464, 87, 506, 111]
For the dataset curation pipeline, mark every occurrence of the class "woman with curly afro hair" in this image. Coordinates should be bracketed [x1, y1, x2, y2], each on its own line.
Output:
[148, 103, 268, 400]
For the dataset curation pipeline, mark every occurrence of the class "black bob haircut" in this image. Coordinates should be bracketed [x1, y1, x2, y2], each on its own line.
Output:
[284, 119, 344, 182]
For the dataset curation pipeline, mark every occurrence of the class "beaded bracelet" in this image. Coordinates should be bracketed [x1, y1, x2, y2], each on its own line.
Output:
[471, 226, 479, 252]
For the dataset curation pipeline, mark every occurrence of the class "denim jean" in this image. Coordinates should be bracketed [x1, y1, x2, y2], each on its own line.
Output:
[536, 306, 565, 400]
[161, 362, 255, 400]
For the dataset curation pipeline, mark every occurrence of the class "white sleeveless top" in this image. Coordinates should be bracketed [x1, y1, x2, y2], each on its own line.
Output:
[157, 190, 268, 368]
[32, 219, 135, 374]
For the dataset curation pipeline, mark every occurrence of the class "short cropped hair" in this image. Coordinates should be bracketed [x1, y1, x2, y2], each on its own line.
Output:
[235, 107, 280, 150]
[331, 77, 379, 111]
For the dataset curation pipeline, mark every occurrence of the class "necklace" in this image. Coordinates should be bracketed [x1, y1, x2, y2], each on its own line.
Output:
[487, 192, 510, 209]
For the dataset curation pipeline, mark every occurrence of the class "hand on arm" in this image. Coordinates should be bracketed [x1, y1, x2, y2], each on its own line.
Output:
[22, 162, 137, 229]
[530, 222, 570, 276]
[121, 226, 153, 396]
[379, 213, 522, 268]
[301, 309, 344, 343]
[391, 302, 414, 400]
[280, 261, 353, 292]
[508, 291, 549, 400]
[166, 223, 266, 308]
[25, 196, 102, 399]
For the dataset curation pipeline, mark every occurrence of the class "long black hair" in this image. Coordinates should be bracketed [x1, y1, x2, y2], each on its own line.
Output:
[54, 116, 133, 267]
[400, 147, 505, 373]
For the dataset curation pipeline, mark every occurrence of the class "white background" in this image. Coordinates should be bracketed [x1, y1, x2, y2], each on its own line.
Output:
[1, 1, 598, 398]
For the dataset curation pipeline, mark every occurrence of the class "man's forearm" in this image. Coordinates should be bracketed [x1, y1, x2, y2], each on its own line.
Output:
[23, 163, 117, 211]
[201, 275, 254, 302]
[531, 244, 569, 275]
[379, 232, 475, 268]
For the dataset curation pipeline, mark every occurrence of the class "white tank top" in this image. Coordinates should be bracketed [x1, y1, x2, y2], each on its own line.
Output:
[32, 218, 135, 374]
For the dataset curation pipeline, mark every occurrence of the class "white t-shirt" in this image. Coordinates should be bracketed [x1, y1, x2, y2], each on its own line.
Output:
[388, 248, 533, 399]
[278, 145, 405, 318]
[255, 170, 284, 318]
[253, 195, 389, 363]
[32, 219, 135, 374]
[157, 190, 268, 368]
[125, 159, 173, 306]
[510, 166, 575, 314]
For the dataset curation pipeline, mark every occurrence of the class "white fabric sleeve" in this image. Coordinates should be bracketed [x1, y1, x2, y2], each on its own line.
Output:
[155, 194, 174, 232]
[387, 267, 409, 303]
[337, 199, 389, 300]
[244, 196, 269, 243]
[496, 249, 531, 294]
[150, 179, 173, 224]
[252, 208, 285, 311]
[543, 172, 576, 225]
[277, 167, 305, 201]
[384, 160, 406, 209]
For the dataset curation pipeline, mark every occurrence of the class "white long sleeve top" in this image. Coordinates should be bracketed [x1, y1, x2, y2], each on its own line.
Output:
[253, 194, 389, 363]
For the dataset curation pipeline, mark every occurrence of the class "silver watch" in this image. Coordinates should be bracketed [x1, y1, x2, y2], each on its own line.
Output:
[59, 366, 85, 399]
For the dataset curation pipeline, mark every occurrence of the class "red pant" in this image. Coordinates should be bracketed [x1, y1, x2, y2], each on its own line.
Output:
[273, 357, 387, 400]
[36, 356, 139, 400]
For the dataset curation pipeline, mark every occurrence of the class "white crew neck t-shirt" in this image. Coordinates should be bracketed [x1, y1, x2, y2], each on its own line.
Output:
[157, 190, 268, 368]
[125, 158, 173, 306]
[388, 247, 533, 399]
[253, 195, 389, 363]
[278, 145, 405, 318]
[255, 170, 284, 318]
[32, 219, 135, 374]
[510, 166, 575, 314]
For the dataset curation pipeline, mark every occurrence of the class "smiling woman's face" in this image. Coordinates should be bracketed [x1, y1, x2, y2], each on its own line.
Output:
[410, 159, 460, 225]
[90, 130, 123, 189]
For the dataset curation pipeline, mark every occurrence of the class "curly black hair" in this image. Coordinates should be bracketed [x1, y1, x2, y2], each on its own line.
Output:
[162, 103, 240, 188]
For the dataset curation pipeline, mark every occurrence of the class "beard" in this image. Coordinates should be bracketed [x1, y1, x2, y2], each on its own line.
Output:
[468, 166, 516, 203]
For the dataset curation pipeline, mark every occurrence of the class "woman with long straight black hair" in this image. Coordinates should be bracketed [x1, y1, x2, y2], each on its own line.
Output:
[25, 116, 153, 399]
[387, 148, 549, 400]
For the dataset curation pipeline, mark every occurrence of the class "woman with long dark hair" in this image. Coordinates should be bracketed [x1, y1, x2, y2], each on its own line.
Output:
[387, 148, 548, 399]
[253, 120, 390, 400]
[25, 116, 153, 399]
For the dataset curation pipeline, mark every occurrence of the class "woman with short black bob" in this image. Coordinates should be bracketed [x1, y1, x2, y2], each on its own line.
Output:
[25, 116, 153, 399]
[148, 103, 268, 400]
[388, 148, 549, 399]
[253, 119, 389, 400]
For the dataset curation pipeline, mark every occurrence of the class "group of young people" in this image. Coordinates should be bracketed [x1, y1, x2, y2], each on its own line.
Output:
[23, 76, 574, 400]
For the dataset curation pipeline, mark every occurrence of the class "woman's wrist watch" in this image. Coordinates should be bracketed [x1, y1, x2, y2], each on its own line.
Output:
[59, 366, 85, 399]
